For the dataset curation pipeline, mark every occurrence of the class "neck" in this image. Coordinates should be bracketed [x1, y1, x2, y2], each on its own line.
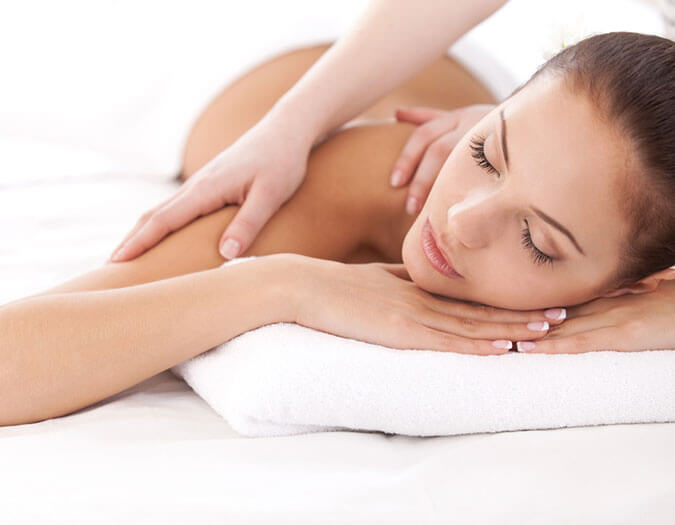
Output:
[369, 184, 419, 263]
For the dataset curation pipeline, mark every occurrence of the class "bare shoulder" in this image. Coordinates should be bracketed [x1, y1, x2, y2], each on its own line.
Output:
[21, 121, 414, 299]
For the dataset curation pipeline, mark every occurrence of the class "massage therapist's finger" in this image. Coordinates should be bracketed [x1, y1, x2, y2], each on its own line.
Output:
[109, 184, 191, 262]
[395, 106, 448, 125]
[390, 111, 459, 189]
[218, 180, 285, 259]
[113, 182, 220, 262]
[404, 134, 457, 215]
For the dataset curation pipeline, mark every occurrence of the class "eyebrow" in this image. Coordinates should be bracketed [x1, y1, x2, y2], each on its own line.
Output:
[532, 206, 586, 256]
[499, 109, 584, 256]
[499, 108, 509, 170]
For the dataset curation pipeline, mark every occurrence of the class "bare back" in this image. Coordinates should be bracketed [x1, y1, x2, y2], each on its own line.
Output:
[28, 42, 496, 298]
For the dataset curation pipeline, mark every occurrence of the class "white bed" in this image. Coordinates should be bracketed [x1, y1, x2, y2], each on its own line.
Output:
[1, 1, 674, 523]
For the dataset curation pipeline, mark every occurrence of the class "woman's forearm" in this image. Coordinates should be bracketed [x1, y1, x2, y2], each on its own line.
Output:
[0, 256, 294, 426]
[267, 0, 508, 145]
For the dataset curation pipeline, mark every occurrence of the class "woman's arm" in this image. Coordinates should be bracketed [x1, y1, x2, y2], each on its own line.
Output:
[0, 255, 294, 427]
[268, 0, 508, 145]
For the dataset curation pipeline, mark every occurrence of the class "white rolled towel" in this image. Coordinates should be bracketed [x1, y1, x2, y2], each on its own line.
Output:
[170, 256, 675, 438]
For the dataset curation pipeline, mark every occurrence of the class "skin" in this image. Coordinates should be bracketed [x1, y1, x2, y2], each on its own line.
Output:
[1, 43, 673, 425]
[400, 73, 636, 310]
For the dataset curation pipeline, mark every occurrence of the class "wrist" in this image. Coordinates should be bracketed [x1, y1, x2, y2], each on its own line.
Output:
[264, 94, 328, 149]
[258, 253, 308, 324]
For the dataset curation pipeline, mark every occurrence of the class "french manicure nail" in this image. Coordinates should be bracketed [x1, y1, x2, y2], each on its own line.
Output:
[492, 340, 513, 350]
[406, 196, 418, 215]
[516, 341, 537, 352]
[390, 169, 404, 187]
[527, 321, 549, 331]
[544, 307, 566, 320]
[220, 238, 240, 259]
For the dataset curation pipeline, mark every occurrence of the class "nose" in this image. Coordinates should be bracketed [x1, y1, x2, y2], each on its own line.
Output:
[446, 188, 507, 249]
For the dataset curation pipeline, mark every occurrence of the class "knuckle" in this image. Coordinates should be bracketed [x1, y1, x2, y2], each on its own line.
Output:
[475, 303, 497, 317]
[428, 139, 449, 157]
[459, 316, 477, 329]
[623, 318, 645, 338]
[389, 311, 412, 329]
[457, 317, 478, 334]
[256, 181, 281, 202]
[415, 125, 436, 143]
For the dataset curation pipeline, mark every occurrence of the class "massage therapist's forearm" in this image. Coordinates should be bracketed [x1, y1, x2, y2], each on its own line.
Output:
[267, 0, 508, 144]
[0, 256, 293, 426]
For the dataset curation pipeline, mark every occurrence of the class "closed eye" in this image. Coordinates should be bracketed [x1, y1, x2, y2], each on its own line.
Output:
[469, 134, 499, 176]
[469, 132, 555, 267]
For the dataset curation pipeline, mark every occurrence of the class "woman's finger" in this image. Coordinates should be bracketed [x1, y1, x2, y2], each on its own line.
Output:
[405, 134, 456, 214]
[395, 106, 449, 125]
[218, 180, 284, 259]
[426, 295, 566, 325]
[407, 324, 510, 355]
[545, 311, 616, 338]
[390, 113, 459, 189]
[515, 326, 640, 354]
[418, 306, 552, 342]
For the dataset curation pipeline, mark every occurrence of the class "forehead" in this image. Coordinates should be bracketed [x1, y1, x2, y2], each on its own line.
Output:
[505, 75, 631, 255]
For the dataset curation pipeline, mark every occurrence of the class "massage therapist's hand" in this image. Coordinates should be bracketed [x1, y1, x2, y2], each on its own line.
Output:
[108, 113, 313, 262]
[390, 104, 496, 215]
[284, 254, 564, 356]
[523, 279, 675, 354]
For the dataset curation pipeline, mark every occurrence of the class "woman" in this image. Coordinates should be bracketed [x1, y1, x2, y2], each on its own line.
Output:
[1, 29, 673, 426]
[111, 1, 674, 354]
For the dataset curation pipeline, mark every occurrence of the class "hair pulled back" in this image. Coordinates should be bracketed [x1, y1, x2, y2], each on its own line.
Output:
[513, 31, 674, 289]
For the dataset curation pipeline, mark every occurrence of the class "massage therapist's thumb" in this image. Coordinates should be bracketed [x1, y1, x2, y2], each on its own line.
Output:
[218, 184, 279, 260]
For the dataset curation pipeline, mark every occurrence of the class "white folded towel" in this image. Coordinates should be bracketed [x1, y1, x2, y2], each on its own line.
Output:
[171, 256, 675, 438]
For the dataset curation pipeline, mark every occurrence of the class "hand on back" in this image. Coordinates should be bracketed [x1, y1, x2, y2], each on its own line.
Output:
[109, 116, 313, 262]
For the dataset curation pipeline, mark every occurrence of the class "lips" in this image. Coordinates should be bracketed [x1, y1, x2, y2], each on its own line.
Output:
[421, 217, 463, 279]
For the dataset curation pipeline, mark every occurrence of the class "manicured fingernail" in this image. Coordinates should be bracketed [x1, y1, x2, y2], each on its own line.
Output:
[220, 238, 240, 259]
[516, 341, 537, 352]
[406, 196, 419, 215]
[390, 169, 405, 187]
[527, 321, 549, 331]
[544, 308, 566, 320]
[492, 340, 513, 350]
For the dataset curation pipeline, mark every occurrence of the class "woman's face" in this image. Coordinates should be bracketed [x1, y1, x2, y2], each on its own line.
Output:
[402, 74, 633, 310]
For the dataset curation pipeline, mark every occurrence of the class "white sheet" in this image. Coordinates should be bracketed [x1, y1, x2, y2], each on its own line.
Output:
[1, 1, 672, 523]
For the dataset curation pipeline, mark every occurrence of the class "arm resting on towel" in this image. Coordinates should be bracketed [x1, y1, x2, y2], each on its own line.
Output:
[0, 255, 295, 427]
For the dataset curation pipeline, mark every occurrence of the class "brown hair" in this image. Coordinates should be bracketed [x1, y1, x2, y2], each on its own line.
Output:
[510, 31, 675, 290]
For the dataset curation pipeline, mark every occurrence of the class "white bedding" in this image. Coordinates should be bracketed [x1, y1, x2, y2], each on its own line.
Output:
[2, 1, 673, 523]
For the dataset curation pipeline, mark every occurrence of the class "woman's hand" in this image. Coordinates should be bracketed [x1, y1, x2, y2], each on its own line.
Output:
[390, 104, 496, 215]
[108, 113, 313, 263]
[285, 254, 566, 355]
[519, 280, 675, 354]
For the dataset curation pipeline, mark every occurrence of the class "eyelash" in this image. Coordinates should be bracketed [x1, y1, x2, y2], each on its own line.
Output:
[521, 222, 554, 266]
[469, 133, 554, 267]
[469, 134, 499, 176]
